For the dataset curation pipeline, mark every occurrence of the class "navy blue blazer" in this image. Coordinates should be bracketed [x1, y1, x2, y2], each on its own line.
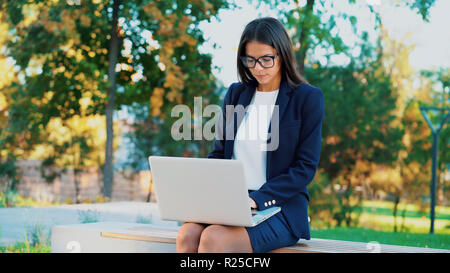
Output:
[207, 77, 324, 239]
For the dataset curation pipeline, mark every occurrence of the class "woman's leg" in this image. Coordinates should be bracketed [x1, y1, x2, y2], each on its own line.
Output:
[198, 224, 253, 253]
[176, 222, 208, 253]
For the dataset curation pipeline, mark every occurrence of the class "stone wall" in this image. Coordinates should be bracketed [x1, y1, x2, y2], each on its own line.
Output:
[1, 160, 155, 203]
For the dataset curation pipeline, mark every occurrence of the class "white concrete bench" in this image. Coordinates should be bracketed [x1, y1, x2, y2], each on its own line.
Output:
[51, 221, 450, 253]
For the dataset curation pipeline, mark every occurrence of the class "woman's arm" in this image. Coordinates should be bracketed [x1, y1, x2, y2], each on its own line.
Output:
[249, 87, 324, 209]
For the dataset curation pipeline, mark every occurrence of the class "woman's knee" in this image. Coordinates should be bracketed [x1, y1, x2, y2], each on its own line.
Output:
[176, 223, 206, 253]
[198, 225, 227, 253]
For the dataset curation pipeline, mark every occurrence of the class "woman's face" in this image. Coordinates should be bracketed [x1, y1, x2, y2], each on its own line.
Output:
[244, 40, 282, 91]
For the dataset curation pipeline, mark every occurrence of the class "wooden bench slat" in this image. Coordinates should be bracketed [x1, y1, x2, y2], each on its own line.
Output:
[101, 232, 176, 244]
[101, 227, 178, 244]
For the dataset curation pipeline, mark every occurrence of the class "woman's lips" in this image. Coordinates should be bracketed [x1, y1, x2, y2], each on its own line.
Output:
[255, 75, 267, 79]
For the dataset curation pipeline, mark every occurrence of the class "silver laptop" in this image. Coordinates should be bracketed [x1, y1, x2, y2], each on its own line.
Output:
[148, 156, 281, 227]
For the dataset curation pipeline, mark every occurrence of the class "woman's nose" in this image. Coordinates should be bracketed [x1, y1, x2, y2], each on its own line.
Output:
[253, 61, 264, 71]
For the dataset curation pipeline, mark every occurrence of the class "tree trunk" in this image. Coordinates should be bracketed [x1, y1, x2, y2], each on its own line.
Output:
[393, 194, 400, 232]
[74, 169, 80, 204]
[103, 0, 121, 199]
[97, 156, 104, 195]
[296, 0, 315, 75]
[400, 205, 407, 232]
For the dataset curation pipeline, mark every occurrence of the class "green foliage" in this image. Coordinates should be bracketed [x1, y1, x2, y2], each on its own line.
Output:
[404, 0, 437, 22]
[0, 157, 19, 191]
[0, 190, 42, 207]
[122, 85, 223, 170]
[0, 0, 229, 197]
[136, 214, 153, 224]
[307, 46, 403, 171]
[0, 3, 228, 147]
[25, 222, 51, 248]
[0, 223, 51, 253]
[0, 220, 51, 253]
[77, 209, 101, 223]
[0, 241, 51, 253]
[261, 0, 437, 74]
[304, 29, 407, 227]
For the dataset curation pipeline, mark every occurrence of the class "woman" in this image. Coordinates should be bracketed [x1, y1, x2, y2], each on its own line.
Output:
[176, 17, 324, 253]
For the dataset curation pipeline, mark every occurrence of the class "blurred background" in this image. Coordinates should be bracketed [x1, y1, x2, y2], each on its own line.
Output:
[0, 0, 448, 251]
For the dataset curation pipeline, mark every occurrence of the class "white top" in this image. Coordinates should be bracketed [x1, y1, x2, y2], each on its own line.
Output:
[232, 89, 279, 190]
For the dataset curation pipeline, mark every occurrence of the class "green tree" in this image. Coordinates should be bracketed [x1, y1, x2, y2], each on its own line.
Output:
[0, 0, 228, 198]
[304, 35, 404, 226]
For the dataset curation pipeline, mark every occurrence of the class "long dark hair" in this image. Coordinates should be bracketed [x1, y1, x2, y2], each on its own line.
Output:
[237, 17, 308, 87]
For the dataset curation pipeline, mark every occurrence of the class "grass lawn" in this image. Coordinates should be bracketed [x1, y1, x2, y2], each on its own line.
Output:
[357, 201, 450, 220]
[311, 200, 450, 250]
[358, 200, 450, 234]
[310, 226, 450, 250]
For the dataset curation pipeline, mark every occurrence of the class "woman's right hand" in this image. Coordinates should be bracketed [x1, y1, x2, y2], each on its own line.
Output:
[249, 197, 257, 209]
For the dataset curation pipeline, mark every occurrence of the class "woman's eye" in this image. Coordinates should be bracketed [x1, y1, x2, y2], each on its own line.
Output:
[261, 58, 271, 62]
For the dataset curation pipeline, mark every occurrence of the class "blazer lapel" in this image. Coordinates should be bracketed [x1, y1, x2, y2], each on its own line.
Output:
[266, 78, 293, 179]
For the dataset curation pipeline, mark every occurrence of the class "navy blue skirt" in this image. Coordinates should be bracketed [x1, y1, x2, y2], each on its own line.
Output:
[245, 210, 300, 253]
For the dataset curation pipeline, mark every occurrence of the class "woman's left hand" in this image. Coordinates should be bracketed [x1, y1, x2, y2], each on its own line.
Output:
[249, 197, 257, 209]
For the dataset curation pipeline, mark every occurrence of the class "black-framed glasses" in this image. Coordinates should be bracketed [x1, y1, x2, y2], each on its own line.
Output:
[240, 53, 278, 68]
